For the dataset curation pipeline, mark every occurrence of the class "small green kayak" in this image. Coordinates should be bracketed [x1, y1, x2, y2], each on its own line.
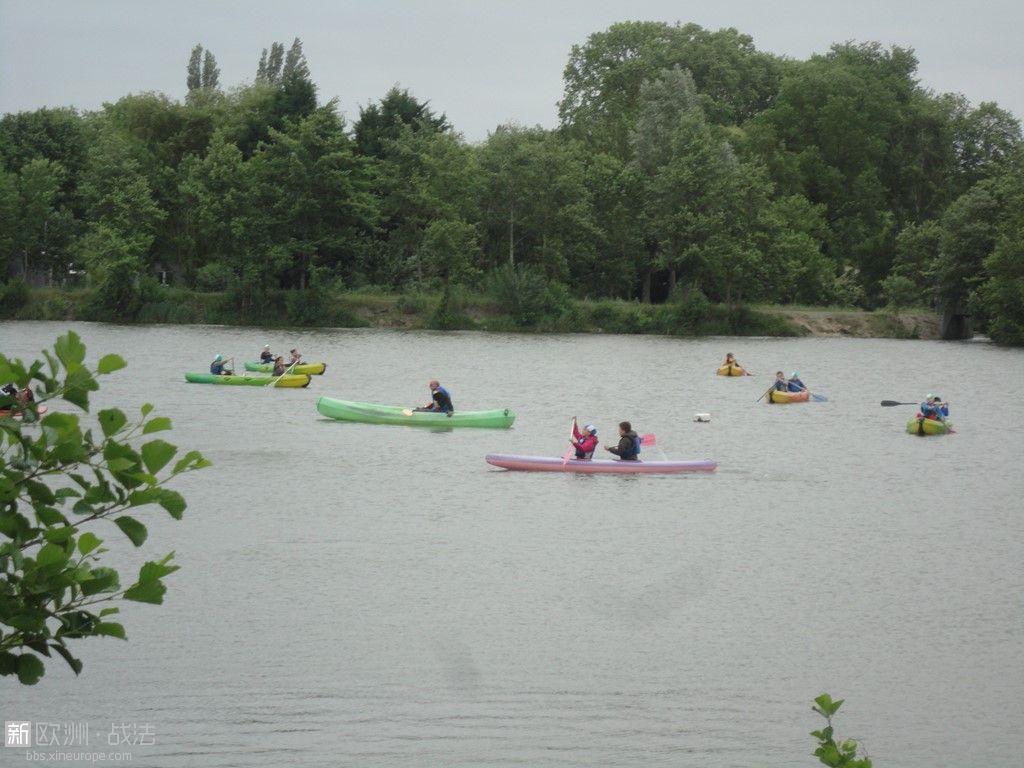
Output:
[185, 372, 311, 388]
[244, 361, 327, 375]
[906, 417, 953, 436]
[316, 396, 515, 428]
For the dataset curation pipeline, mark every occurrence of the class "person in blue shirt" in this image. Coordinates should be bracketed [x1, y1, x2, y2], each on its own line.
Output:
[772, 371, 788, 391]
[210, 354, 233, 376]
[787, 372, 806, 392]
[418, 380, 454, 415]
[920, 394, 949, 421]
[260, 345, 274, 364]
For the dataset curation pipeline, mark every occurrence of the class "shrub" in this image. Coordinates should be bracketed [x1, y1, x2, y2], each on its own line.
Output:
[0, 279, 30, 316]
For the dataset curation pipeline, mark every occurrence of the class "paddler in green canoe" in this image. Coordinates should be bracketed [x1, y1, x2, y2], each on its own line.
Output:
[210, 354, 234, 376]
[415, 380, 454, 416]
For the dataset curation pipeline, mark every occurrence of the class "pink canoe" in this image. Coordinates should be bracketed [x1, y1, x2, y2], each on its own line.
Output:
[485, 453, 717, 474]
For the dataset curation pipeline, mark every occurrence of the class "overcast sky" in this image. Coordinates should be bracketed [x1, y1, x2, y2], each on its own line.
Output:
[1, 0, 1020, 141]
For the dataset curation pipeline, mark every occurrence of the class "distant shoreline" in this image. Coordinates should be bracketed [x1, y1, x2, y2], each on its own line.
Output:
[5, 287, 941, 340]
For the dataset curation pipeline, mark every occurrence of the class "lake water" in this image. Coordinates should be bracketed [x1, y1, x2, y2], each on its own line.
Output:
[3, 321, 1023, 767]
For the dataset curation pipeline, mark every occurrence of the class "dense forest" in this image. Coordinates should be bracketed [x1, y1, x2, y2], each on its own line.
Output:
[1, 25, 1022, 343]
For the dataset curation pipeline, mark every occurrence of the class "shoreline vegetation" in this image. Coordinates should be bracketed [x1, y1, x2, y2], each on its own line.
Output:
[4, 285, 942, 339]
[3, 25, 1021, 345]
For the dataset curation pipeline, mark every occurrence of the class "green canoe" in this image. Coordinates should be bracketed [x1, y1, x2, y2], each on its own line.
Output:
[316, 396, 515, 428]
[243, 361, 327, 375]
[185, 372, 311, 388]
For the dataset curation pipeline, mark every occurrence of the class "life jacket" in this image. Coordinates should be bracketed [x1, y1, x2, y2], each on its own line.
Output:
[210, 361, 223, 375]
[621, 431, 641, 460]
[575, 434, 598, 459]
[432, 386, 453, 413]
[261, 352, 273, 362]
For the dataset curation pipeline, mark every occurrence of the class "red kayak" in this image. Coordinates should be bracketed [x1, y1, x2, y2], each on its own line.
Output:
[0, 403, 48, 419]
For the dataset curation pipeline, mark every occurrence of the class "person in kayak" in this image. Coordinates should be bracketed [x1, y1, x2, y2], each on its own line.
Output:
[417, 380, 454, 415]
[210, 354, 233, 376]
[570, 421, 599, 459]
[772, 371, 788, 391]
[604, 421, 640, 461]
[787, 372, 806, 392]
[260, 345, 274, 364]
[289, 349, 303, 366]
[272, 356, 287, 377]
[920, 394, 949, 421]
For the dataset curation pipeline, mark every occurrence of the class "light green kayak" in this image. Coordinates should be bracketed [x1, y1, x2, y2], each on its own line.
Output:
[185, 372, 311, 388]
[244, 361, 327, 375]
[316, 396, 515, 428]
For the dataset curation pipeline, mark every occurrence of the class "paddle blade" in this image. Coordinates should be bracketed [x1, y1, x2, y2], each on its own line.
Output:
[880, 400, 914, 407]
[402, 408, 414, 416]
[811, 393, 828, 402]
[640, 433, 656, 446]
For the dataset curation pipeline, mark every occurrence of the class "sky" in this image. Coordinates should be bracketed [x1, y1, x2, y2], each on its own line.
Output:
[1, 0, 1020, 141]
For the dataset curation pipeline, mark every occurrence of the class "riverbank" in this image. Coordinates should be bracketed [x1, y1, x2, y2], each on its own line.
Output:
[2, 286, 941, 339]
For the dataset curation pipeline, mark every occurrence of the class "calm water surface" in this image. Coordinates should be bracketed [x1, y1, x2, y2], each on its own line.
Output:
[3, 321, 1023, 767]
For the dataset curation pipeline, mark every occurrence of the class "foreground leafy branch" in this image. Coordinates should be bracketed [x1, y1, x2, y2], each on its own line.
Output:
[812, 693, 872, 767]
[0, 331, 208, 684]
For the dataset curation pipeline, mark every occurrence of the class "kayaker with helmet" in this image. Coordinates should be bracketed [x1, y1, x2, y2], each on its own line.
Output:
[787, 372, 806, 392]
[210, 354, 233, 375]
[920, 394, 949, 421]
[418, 380, 454, 415]
[605, 421, 640, 461]
[772, 371, 788, 391]
[570, 420, 599, 459]
[260, 345, 274, 364]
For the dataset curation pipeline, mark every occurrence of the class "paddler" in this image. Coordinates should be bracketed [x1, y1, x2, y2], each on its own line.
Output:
[272, 356, 287, 377]
[260, 345, 274, 364]
[772, 371, 788, 391]
[210, 354, 233, 376]
[787, 372, 806, 392]
[418, 380, 454, 415]
[289, 349, 303, 366]
[570, 421, 599, 459]
[604, 421, 640, 461]
[920, 394, 949, 421]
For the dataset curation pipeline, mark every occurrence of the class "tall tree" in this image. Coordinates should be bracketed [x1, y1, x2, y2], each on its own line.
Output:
[186, 45, 203, 92]
[354, 87, 449, 158]
[201, 49, 220, 90]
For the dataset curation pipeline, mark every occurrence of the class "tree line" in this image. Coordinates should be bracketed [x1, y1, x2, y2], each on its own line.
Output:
[1, 25, 1022, 343]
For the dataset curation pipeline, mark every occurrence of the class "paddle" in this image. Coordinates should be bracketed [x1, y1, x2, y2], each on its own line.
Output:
[562, 417, 577, 466]
[640, 433, 656, 446]
[881, 400, 918, 407]
[756, 384, 774, 403]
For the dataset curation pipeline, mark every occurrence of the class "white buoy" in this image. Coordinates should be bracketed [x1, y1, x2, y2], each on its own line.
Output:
[694, 413, 711, 423]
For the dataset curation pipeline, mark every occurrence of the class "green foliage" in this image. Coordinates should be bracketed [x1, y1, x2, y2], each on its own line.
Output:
[0, 332, 208, 684]
[486, 263, 567, 327]
[0, 279, 30, 315]
[881, 274, 919, 313]
[811, 694, 872, 767]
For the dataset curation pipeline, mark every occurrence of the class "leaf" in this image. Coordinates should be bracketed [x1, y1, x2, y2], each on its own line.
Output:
[80, 567, 120, 596]
[142, 417, 172, 434]
[94, 622, 127, 640]
[78, 532, 102, 555]
[97, 408, 127, 437]
[137, 554, 179, 584]
[54, 331, 86, 368]
[96, 354, 127, 375]
[36, 542, 69, 570]
[99, 607, 119, 617]
[17, 653, 45, 684]
[140, 403, 154, 417]
[25, 479, 56, 505]
[50, 644, 83, 676]
[158, 489, 186, 519]
[123, 579, 167, 604]
[0, 651, 18, 676]
[36, 506, 67, 526]
[141, 439, 177, 475]
[43, 527, 75, 544]
[114, 516, 147, 547]
[173, 450, 211, 474]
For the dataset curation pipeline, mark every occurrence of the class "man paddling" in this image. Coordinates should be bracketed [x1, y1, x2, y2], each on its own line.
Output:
[920, 394, 949, 421]
[210, 354, 233, 375]
[604, 421, 640, 461]
[260, 345, 274, 364]
[417, 380, 454, 416]
[787, 372, 806, 392]
[570, 421, 599, 459]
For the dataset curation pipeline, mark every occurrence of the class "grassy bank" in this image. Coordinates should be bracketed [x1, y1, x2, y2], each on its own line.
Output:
[1, 285, 941, 339]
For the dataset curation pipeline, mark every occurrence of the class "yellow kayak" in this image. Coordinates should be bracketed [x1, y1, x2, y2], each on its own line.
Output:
[906, 417, 953, 436]
[716, 364, 747, 376]
[768, 389, 810, 404]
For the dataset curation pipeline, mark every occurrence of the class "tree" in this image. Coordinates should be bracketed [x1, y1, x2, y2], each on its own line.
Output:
[354, 87, 449, 159]
[256, 42, 286, 84]
[0, 331, 209, 684]
[15, 158, 65, 279]
[186, 44, 203, 92]
[201, 49, 220, 90]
